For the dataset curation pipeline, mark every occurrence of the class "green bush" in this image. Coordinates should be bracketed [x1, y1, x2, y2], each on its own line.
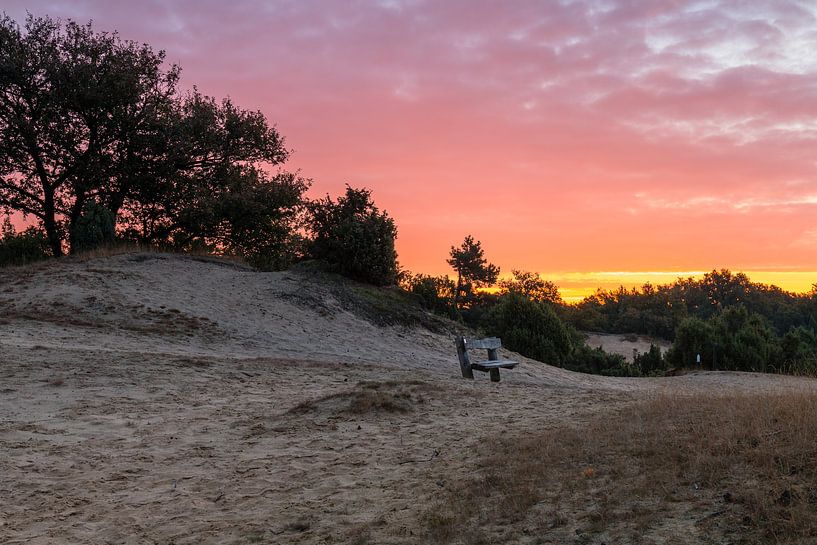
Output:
[70, 201, 116, 253]
[663, 307, 811, 374]
[482, 293, 574, 365]
[308, 186, 398, 286]
[665, 316, 716, 368]
[780, 326, 817, 374]
[0, 219, 50, 266]
[403, 273, 459, 319]
[634, 344, 666, 375]
[564, 344, 637, 376]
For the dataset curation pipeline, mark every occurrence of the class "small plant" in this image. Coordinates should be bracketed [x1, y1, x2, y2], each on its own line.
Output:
[0, 217, 50, 266]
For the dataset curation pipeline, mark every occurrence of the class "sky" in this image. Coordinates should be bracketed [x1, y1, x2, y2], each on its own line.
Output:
[5, 0, 817, 299]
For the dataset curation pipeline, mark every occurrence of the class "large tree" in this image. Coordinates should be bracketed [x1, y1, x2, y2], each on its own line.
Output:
[120, 91, 295, 251]
[0, 14, 298, 263]
[0, 14, 178, 255]
[498, 269, 563, 305]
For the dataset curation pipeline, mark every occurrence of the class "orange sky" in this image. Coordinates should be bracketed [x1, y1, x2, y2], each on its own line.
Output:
[5, 1, 817, 297]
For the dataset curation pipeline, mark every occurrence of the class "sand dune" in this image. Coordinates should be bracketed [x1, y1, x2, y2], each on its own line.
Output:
[1, 254, 814, 544]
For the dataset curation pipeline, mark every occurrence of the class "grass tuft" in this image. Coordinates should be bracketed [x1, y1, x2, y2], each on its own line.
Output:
[287, 380, 439, 417]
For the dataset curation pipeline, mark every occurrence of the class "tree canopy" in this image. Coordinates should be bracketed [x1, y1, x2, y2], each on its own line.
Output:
[447, 235, 499, 307]
[307, 185, 398, 286]
[498, 269, 563, 305]
[0, 14, 303, 263]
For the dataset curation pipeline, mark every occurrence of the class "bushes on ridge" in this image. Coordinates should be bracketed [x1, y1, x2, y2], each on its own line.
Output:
[307, 185, 398, 286]
[481, 293, 574, 366]
[70, 201, 116, 253]
[0, 218, 50, 266]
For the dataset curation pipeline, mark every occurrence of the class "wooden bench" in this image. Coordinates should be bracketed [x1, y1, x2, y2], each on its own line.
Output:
[455, 336, 518, 382]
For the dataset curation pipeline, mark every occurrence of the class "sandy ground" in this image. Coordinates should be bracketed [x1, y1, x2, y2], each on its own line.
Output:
[2, 254, 815, 544]
[583, 332, 672, 362]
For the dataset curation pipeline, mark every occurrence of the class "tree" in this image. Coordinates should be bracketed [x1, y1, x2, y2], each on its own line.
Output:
[0, 15, 297, 264]
[121, 90, 291, 245]
[0, 15, 179, 255]
[403, 273, 458, 318]
[498, 269, 563, 305]
[168, 169, 309, 270]
[307, 185, 398, 285]
[634, 344, 666, 375]
[665, 316, 715, 368]
[447, 235, 499, 307]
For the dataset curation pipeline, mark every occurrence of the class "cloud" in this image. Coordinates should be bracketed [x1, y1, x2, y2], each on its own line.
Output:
[4, 0, 817, 271]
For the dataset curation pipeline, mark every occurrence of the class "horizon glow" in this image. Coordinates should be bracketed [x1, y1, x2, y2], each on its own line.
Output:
[4, 1, 817, 297]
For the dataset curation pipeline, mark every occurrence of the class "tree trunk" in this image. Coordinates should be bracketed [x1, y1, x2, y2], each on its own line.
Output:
[454, 271, 463, 310]
[42, 189, 62, 257]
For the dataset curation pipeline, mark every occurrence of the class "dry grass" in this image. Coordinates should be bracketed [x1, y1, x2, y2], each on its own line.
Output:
[287, 380, 439, 416]
[426, 392, 817, 544]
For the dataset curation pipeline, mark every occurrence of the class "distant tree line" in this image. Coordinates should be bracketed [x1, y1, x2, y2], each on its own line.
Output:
[403, 236, 636, 376]
[0, 14, 397, 285]
[563, 270, 817, 373]
[404, 241, 817, 377]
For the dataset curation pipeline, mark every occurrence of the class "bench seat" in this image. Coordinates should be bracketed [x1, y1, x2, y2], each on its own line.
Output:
[471, 359, 519, 371]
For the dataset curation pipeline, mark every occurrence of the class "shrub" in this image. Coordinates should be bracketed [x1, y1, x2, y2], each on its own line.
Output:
[0, 219, 50, 266]
[307, 186, 398, 286]
[634, 344, 666, 375]
[665, 316, 716, 368]
[482, 293, 573, 365]
[780, 326, 817, 374]
[564, 344, 636, 376]
[70, 201, 116, 253]
[403, 273, 458, 319]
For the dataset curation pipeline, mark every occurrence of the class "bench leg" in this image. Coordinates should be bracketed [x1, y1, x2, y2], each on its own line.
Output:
[489, 368, 500, 382]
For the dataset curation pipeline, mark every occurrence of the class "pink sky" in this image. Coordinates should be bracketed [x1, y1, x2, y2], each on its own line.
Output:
[6, 1, 817, 293]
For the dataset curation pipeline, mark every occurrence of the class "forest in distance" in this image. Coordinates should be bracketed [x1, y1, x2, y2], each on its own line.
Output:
[2, 14, 816, 378]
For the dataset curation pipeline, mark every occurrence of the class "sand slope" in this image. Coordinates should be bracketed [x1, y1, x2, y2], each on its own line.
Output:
[1, 254, 815, 544]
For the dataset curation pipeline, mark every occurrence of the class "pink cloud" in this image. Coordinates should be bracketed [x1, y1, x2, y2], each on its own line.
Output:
[3, 0, 817, 276]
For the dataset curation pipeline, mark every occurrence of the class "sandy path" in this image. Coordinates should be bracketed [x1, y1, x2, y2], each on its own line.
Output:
[4, 345, 815, 544]
[1, 345, 635, 544]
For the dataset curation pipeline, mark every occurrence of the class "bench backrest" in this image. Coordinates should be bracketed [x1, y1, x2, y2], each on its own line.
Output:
[463, 337, 501, 350]
[455, 336, 503, 379]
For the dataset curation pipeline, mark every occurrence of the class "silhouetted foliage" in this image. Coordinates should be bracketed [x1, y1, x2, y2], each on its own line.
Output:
[447, 235, 499, 308]
[403, 273, 459, 319]
[634, 344, 666, 376]
[498, 269, 563, 305]
[780, 326, 817, 374]
[122, 91, 294, 248]
[0, 15, 180, 255]
[308, 186, 398, 286]
[0, 217, 49, 266]
[481, 293, 573, 365]
[0, 15, 302, 267]
[70, 201, 116, 253]
[566, 270, 817, 343]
